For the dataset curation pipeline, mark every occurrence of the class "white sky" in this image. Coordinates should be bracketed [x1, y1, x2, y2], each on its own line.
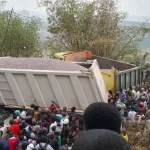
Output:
[118, 0, 150, 17]
[5, 0, 45, 12]
[4, 0, 150, 20]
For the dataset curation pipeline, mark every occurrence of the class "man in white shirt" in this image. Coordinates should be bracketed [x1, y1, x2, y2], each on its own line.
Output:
[132, 89, 137, 99]
[128, 107, 136, 123]
[136, 90, 141, 100]
[49, 121, 57, 133]
[20, 107, 26, 119]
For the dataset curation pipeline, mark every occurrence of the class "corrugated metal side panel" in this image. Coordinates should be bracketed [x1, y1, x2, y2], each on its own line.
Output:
[116, 67, 142, 90]
[0, 70, 101, 110]
[0, 73, 16, 105]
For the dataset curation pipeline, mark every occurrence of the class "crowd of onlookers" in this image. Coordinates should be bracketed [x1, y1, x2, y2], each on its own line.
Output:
[108, 85, 150, 123]
[1, 84, 150, 150]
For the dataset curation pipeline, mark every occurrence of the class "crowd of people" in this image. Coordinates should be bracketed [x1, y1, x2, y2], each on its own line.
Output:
[1, 84, 150, 150]
[108, 85, 150, 124]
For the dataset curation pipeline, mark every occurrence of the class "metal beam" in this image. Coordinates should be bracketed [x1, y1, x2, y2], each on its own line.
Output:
[5, 73, 25, 106]
[26, 74, 47, 107]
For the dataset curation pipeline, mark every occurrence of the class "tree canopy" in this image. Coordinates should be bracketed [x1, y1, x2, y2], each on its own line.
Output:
[0, 3, 42, 57]
[41, 0, 148, 59]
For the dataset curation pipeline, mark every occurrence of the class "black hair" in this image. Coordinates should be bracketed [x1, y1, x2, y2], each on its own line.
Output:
[69, 116, 73, 122]
[13, 115, 17, 120]
[124, 111, 128, 118]
[51, 115, 57, 122]
[7, 132, 14, 138]
[34, 106, 39, 111]
[83, 102, 121, 133]
[30, 103, 35, 108]
[39, 136, 48, 143]
[71, 107, 76, 112]
[131, 106, 136, 111]
[62, 138, 67, 145]
[109, 90, 113, 95]
[9, 119, 14, 125]
[51, 126, 56, 132]
[22, 143, 28, 150]
[19, 135, 24, 141]
[38, 129, 47, 136]
[72, 129, 130, 150]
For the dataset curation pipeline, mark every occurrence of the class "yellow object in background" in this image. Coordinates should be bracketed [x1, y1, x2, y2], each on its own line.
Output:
[101, 67, 116, 92]
[122, 134, 129, 142]
[54, 51, 116, 93]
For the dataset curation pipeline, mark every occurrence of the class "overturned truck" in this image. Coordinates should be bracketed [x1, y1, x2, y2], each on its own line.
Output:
[0, 58, 107, 110]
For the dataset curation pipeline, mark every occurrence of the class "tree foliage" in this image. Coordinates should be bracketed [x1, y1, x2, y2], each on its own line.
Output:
[41, 0, 147, 59]
[125, 51, 150, 68]
[0, 8, 42, 57]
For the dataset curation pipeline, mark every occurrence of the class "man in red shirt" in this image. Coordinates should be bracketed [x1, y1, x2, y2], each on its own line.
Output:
[139, 102, 146, 114]
[8, 119, 20, 136]
[8, 133, 19, 150]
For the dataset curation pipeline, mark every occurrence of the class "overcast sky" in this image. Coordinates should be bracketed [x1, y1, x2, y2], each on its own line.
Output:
[5, 0, 150, 21]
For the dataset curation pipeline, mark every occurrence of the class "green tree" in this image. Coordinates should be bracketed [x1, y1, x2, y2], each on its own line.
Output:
[127, 51, 150, 68]
[41, 0, 147, 59]
[0, 9, 42, 57]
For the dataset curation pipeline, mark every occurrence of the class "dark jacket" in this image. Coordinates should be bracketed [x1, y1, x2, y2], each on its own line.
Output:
[0, 139, 9, 150]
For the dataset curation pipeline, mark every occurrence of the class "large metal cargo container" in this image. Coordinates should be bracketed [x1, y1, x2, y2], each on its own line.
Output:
[116, 67, 142, 91]
[93, 55, 142, 91]
[0, 58, 107, 110]
[54, 51, 141, 92]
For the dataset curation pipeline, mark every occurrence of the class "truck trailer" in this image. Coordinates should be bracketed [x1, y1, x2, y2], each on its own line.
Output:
[0, 57, 107, 110]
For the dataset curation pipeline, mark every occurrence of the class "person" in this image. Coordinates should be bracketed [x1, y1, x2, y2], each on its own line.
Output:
[147, 90, 150, 106]
[121, 129, 128, 142]
[108, 99, 116, 107]
[72, 129, 130, 150]
[108, 90, 115, 101]
[26, 143, 34, 150]
[20, 107, 27, 119]
[119, 89, 126, 102]
[139, 102, 146, 115]
[0, 138, 9, 150]
[21, 110, 33, 125]
[136, 110, 145, 123]
[8, 119, 20, 136]
[8, 132, 19, 150]
[33, 106, 40, 121]
[59, 138, 68, 150]
[135, 88, 141, 100]
[18, 135, 29, 148]
[83, 102, 121, 133]
[116, 99, 126, 120]
[28, 132, 37, 146]
[50, 104, 57, 112]
[128, 107, 136, 123]
[49, 133, 58, 150]
[130, 86, 137, 99]
[145, 106, 150, 119]
[49, 115, 57, 134]
[70, 107, 76, 116]
[14, 110, 21, 120]
[21, 143, 28, 150]
[35, 136, 54, 150]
